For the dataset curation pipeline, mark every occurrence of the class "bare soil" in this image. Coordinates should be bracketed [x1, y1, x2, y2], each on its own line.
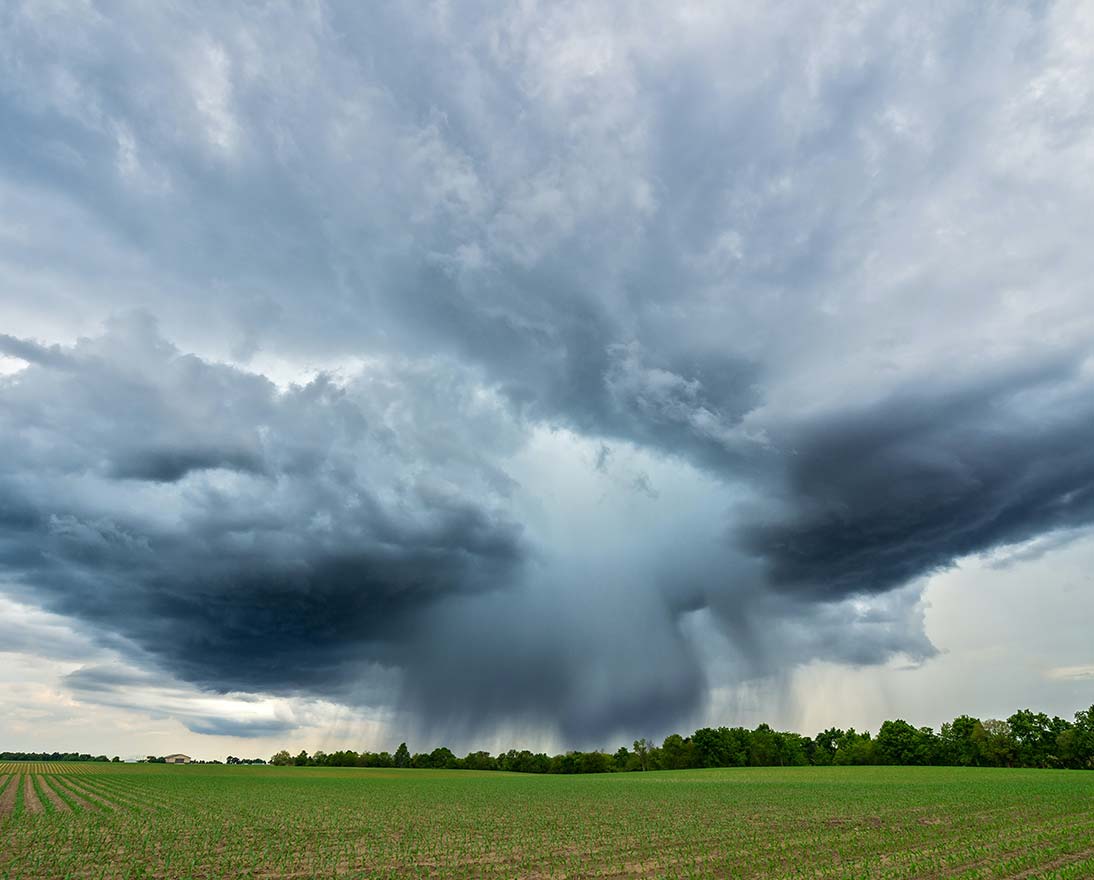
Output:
[53, 776, 118, 811]
[45, 776, 96, 811]
[22, 774, 43, 814]
[36, 776, 71, 812]
[0, 775, 13, 816]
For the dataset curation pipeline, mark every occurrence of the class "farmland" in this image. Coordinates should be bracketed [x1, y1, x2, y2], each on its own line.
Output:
[1, 763, 1092, 879]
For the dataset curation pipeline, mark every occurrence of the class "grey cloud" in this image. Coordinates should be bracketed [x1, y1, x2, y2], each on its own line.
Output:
[1, 0, 1094, 745]
[108, 447, 266, 483]
[0, 319, 525, 704]
[738, 358, 1094, 600]
[181, 717, 300, 739]
[0, 334, 72, 368]
[62, 664, 304, 739]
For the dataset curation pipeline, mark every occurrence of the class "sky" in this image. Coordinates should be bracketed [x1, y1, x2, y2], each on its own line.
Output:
[1, 0, 1093, 761]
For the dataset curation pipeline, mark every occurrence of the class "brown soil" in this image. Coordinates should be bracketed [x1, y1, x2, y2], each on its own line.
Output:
[998, 848, 1094, 880]
[36, 775, 71, 812]
[22, 774, 43, 814]
[0, 775, 13, 816]
[54, 777, 118, 811]
[45, 777, 96, 811]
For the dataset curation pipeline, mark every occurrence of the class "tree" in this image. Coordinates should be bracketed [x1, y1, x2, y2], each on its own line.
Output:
[1007, 709, 1063, 768]
[972, 720, 1016, 767]
[832, 729, 876, 765]
[293, 750, 310, 767]
[632, 738, 651, 771]
[394, 742, 410, 768]
[429, 747, 458, 769]
[578, 751, 611, 774]
[877, 720, 936, 765]
[749, 724, 780, 766]
[1067, 705, 1094, 769]
[812, 728, 842, 766]
[939, 715, 981, 766]
[270, 750, 292, 766]
[463, 750, 497, 771]
[660, 734, 695, 770]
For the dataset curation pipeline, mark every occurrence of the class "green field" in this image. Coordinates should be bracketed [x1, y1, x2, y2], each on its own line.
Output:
[1, 762, 1093, 879]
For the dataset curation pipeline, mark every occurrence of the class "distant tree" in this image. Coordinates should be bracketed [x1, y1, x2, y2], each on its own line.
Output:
[775, 732, 810, 767]
[613, 746, 631, 771]
[270, 750, 292, 766]
[1007, 709, 1071, 768]
[1066, 705, 1094, 769]
[632, 738, 651, 771]
[939, 715, 981, 766]
[429, 747, 458, 769]
[832, 729, 876, 765]
[463, 751, 497, 771]
[582, 752, 611, 773]
[972, 720, 1016, 767]
[394, 742, 410, 768]
[811, 728, 842, 766]
[749, 724, 780, 766]
[877, 720, 936, 766]
[111, 756, 121, 763]
[660, 734, 696, 770]
[293, 750, 310, 767]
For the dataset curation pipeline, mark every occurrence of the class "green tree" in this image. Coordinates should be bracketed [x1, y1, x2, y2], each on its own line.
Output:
[939, 715, 981, 766]
[749, 724, 780, 766]
[832, 729, 876, 765]
[1068, 705, 1094, 769]
[660, 734, 696, 770]
[578, 751, 611, 773]
[1007, 709, 1060, 768]
[972, 719, 1016, 767]
[429, 747, 458, 769]
[394, 742, 410, 768]
[270, 750, 292, 766]
[812, 728, 842, 766]
[877, 720, 936, 765]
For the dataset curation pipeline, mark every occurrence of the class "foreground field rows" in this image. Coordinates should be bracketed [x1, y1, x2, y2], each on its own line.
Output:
[1, 764, 1093, 879]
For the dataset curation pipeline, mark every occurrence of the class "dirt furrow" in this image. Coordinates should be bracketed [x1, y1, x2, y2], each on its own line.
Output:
[35, 775, 71, 812]
[999, 847, 1094, 880]
[55, 777, 119, 811]
[45, 776, 95, 812]
[22, 774, 43, 814]
[0, 774, 18, 817]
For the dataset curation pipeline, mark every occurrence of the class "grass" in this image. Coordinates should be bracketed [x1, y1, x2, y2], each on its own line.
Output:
[1, 762, 1093, 878]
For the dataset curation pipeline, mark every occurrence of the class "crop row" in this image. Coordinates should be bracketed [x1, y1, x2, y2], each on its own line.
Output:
[1, 765, 1092, 879]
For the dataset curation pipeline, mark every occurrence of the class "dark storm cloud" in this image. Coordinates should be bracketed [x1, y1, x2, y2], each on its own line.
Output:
[2, 0, 1094, 745]
[0, 318, 525, 702]
[738, 358, 1094, 600]
[108, 447, 266, 483]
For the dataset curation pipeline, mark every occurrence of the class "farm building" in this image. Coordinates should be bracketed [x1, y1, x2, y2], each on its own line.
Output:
[164, 754, 191, 764]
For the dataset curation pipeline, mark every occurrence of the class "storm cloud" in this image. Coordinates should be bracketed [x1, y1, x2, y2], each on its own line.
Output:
[2, 0, 1094, 746]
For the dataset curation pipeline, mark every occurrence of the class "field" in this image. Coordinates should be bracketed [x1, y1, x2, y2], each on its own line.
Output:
[1, 763, 1093, 879]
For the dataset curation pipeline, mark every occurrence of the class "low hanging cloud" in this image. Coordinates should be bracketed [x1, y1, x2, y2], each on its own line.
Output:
[739, 356, 1094, 600]
[0, 317, 526, 705]
[2, 0, 1094, 745]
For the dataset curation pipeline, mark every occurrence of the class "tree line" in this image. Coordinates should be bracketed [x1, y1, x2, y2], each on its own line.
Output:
[269, 705, 1094, 773]
[0, 751, 117, 762]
